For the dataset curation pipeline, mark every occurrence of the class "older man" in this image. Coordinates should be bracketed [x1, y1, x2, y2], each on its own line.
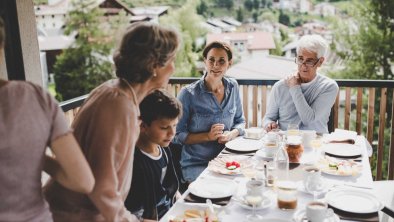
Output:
[263, 35, 339, 134]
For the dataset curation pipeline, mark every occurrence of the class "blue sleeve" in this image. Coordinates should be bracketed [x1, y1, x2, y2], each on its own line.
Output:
[174, 88, 190, 145]
[231, 80, 246, 135]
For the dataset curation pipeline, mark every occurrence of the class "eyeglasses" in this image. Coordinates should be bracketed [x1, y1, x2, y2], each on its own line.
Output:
[295, 57, 320, 67]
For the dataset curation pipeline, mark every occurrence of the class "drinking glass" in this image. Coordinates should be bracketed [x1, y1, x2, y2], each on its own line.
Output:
[245, 180, 264, 221]
[310, 135, 323, 163]
[241, 159, 257, 180]
[287, 123, 300, 136]
[304, 172, 324, 200]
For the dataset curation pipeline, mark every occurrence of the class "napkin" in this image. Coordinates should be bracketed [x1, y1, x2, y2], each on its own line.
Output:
[329, 205, 379, 222]
[326, 129, 357, 144]
[184, 193, 232, 206]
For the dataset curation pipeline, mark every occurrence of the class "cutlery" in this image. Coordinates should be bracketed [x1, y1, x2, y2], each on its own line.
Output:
[382, 206, 394, 219]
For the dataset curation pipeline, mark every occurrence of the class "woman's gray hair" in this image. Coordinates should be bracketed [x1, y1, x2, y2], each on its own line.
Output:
[296, 34, 328, 58]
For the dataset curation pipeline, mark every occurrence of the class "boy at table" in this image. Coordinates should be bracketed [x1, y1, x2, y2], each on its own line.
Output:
[125, 89, 182, 221]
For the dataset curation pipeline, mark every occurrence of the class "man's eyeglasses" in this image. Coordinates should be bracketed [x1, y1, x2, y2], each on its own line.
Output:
[294, 57, 320, 67]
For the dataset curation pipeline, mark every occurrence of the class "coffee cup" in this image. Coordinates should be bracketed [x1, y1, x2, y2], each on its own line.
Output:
[246, 179, 264, 196]
[302, 130, 316, 148]
[245, 127, 264, 139]
[306, 201, 334, 222]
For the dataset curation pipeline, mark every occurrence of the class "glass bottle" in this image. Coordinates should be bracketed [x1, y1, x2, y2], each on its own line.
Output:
[274, 141, 289, 182]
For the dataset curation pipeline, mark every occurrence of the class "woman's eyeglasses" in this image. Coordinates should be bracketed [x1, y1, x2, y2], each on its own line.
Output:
[295, 57, 320, 67]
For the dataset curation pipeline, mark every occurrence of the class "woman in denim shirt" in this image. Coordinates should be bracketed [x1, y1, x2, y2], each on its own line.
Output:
[174, 41, 246, 183]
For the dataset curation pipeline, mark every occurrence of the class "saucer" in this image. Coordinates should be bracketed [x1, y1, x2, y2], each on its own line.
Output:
[293, 209, 340, 222]
[255, 149, 274, 159]
[234, 195, 272, 210]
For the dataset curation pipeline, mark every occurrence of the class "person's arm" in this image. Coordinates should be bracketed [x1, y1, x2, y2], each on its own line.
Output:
[41, 86, 94, 194]
[218, 80, 245, 143]
[263, 82, 280, 130]
[289, 79, 338, 125]
[44, 133, 94, 194]
[230, 79, 246, 135]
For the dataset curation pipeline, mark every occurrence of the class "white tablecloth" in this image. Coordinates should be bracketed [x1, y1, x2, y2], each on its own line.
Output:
[161, 136, 381, 222]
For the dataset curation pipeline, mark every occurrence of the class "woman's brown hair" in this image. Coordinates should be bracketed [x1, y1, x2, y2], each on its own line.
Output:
[113, 22, 179, 83]
[202, 41, 233, 61]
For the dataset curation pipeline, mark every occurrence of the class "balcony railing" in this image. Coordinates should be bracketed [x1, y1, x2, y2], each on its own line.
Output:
[60, 78, 394, 181]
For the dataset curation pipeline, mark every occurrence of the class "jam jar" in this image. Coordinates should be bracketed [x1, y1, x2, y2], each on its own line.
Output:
[285, 136, 304, 163]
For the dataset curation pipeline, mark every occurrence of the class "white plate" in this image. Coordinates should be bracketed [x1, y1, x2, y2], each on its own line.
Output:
[189, 178, 237, 199]
[208, 155, 249, 175]
[323, 143, 362, 158]
[225, 137, 264, 152]
[325, 189, 383, 214]
[163, 202, 220, 222]
[321, 168, 359, 177]
[259, 219, 290, 222]
[293, 209, 340, 222]
[235, 195, 272, 210]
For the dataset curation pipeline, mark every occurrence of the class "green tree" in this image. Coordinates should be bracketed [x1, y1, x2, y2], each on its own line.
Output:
[252, 11, 259, 23]
[253, 0, 260, 9]
[330, 0, 393, 80]
[278, 10, 290, 26]
[261, 0, 266, 8]
[236, 7, 244, 22]
[196, 0, 208, 16]
[53, 0, 117, 101]
[244, 0, 254, 12]
[160, 0, 207, 77]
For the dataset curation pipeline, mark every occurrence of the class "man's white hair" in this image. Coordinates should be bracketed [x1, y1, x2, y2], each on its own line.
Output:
[296, 35, 328, 58]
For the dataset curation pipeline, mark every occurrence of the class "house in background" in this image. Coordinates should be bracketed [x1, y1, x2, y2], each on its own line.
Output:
[207, 32, 276, 60]
[129, 6, 169, 23]
[313, 2, 336, 17]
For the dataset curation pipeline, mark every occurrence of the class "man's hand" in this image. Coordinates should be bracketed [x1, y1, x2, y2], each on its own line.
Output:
[265, 122, 278, 132]
[285, 73, 301, 87]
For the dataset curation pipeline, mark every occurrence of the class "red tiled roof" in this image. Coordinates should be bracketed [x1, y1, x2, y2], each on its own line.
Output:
[207, 32, 276, 50]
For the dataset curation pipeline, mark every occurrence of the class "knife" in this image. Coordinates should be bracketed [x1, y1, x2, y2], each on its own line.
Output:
[382, 206, 394, 218]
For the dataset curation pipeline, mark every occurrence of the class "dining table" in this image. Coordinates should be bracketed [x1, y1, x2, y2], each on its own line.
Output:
[160, 133, 391, 222]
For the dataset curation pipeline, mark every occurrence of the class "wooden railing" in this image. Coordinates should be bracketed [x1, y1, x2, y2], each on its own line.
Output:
[60, 78, 394, 180]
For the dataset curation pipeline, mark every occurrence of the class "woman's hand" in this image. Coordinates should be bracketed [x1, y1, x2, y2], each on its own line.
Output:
[218, 129, 238, 144]
[207, 123, 225, 141]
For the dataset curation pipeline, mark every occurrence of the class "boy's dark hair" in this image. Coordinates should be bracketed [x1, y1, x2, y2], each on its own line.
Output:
[0, 17, 5, 48]
[139, 89, 182, 125]
[202, 41, 233, 61]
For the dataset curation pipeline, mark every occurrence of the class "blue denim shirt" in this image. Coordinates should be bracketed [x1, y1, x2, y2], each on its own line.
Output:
[174, 75, 245, 171]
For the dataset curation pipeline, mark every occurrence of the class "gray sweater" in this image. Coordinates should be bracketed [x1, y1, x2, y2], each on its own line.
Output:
[263, 74, 339, 134]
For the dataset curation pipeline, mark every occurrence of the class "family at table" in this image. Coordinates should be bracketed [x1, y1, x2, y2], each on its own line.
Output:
[3, 17, 381, 222]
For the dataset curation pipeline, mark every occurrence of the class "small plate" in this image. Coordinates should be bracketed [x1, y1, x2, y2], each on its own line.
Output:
[255, 149, 275, 159]
[323, 143, 362, 158]
[189, 178, 237, 199]
[297, 180, 331, 194]
[208, 155, 249, 175]
[325, 189, 383, 214]
[225, 137, 263, 152]
[293, 209, 340, 222]
[235, 195, 272, 210]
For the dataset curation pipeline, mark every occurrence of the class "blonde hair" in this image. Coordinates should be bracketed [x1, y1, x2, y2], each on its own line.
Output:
[113, 22, 180, 83]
